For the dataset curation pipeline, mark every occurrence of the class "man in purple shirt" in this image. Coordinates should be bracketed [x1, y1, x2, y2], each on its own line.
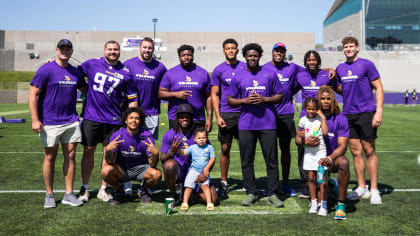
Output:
[227, 43, 284, 208]
[101, 107, 161, 205]
[159, 45, 213, 132]
[336, 37, 384, 204]
[29, 39, 87, 208]
[77, 41, 138, 203]
[211, 38, 246, 197]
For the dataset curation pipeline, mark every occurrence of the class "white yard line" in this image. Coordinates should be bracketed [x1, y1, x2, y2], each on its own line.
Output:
[0, 110, 29, 116]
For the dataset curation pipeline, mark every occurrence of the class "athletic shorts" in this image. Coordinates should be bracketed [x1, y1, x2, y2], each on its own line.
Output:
[143, 115, 159, 140]
[40, 121, 81, 147]
[345, 112, 377, 140]
[81, 119, 121, 147]
[276, 114, 296, 139]
[119, 164, 150, 183]
[169, 120, 205, 129]
[184, 168, 210, 188]
[218, 112, 240, 144]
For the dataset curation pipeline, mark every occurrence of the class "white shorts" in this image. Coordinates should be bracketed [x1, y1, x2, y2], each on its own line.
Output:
[40, 121, 82, 147]
[143, 115, 159, 140]
[184, 168, 210, 189]
[303, 150, 328, 171]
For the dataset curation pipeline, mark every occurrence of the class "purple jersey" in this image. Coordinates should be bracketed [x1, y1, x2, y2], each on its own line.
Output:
[296, 70, 337, 117]
[336, 58, 380, 114]
[160, 128, 195, 168]
[110, 128, 152, 169]
[228, 67, 283, 130]
[30, 61, 86, 125]
[263, 62, 304, 115]
[324, 113, 349, 156]
[210, 61, 246, 113]
[79, 58, 137, 125]
[160, 64, 210, 121]
[124, 57, 167, 116]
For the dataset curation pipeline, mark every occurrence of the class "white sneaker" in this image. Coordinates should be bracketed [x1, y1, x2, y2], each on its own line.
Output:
[317, 207, 328, 216]
[78, 186, 89, 202]
[97, 189, 113, 202]
[370, 189, 382, 204]
[346, 186, 371, 200]
[309, 201, 318, 214]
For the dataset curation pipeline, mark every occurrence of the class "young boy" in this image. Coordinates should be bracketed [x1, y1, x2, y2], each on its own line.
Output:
[177, 127, 216, 211]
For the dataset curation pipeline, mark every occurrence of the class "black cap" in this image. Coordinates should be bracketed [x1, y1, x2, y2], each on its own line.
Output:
[176, 104, 193, 115]
[57, 39, 73, 49]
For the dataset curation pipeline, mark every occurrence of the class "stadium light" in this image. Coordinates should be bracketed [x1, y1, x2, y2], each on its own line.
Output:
[152, 18, 158, 41]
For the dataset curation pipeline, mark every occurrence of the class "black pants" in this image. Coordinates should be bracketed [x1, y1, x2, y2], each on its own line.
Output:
[238, 129, 279, 196]
[297, 145, 309, 194]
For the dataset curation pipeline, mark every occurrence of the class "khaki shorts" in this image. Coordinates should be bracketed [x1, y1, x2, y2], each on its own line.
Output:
[40, 121, 82, 147]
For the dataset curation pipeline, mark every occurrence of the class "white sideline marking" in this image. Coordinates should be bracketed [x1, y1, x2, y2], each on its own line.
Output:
[418, 154, 420, 164]
[0, 110, 29, 116]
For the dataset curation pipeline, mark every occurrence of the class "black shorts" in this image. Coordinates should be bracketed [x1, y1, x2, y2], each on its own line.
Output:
[81, 119, 121, 147]
[218, 112, 240, 144]
[345, 112, 377, 140]
[169, 120, 205, 129]
[276, 114, 296, 140]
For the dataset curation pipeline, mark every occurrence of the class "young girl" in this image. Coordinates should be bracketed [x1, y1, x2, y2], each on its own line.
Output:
[297, 97, 329, 216]
[177, 127, 216, 211]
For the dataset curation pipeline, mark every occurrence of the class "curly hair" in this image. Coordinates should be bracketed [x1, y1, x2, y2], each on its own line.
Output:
[177, 44, 194, 56]
[317, 85, 340, 115]
[242, 43, 263, 57]
[122, 107, 145, 126]
[303, 50, 321, 69]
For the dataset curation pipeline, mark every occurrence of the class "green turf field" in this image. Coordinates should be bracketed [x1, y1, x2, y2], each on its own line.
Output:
[0, 103, 420, 235]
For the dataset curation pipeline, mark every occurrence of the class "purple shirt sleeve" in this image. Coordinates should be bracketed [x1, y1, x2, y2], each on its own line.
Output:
[366, 60, 380, 81]
[337, 115, 350, 137]
[160, 72, 171, 89]
[210, 67, 222, 86]
[30, 65, 49, 90]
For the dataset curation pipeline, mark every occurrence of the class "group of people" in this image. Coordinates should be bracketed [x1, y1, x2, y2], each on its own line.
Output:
[29, 35, 384, 220]
[404, 89, 417, 106]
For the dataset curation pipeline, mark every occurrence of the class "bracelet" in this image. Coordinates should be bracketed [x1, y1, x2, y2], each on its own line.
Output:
[327, 156, 333, 162]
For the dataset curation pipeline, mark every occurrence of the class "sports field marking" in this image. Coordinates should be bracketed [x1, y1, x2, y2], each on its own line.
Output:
[418, 154, 420, 164]
[0, 109, 29, 116]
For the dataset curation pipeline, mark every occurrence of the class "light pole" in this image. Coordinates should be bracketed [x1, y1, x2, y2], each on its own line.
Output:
[152, 18, 158, 41]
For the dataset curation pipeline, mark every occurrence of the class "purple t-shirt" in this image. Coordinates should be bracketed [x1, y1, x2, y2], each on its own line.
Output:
[110, 128, 152, 169]
[79, 57, 138, 125]
[124, 57, 167, 116]
[228, 67, 283, 130]
[263, 62, 304, 115]
[210, 61, 246, 113]
[160, 128, 195, 168]
[336, 58, 380, 114]
[296, 70, 337, 117]
[160, 64, 211, 121]
[324, 113, 349, 156]
[30, 61, 86, 125]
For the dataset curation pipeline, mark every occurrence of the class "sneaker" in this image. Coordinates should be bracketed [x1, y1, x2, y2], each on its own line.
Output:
[124, 181, 133, 196]
[282, 184, 297, 197]
[334, 202, 347, 220]
[346, 186, 371, 200]
[138, 188, 152, 203]
[62, 193, 83, 207]
[109, 193, 126, 206]
[44, 194, 56, 208]
[308, 201, 318, 214]
[78, 186, 89, 202]
[370, 189, 383, 204]
[172, 194, 182, 207]
[180, 202, 189, 211]
[317, 206, 328, 216]
[242, 194, 257, 206]
[97, 188, 113, 202]
[206, 203, 214, 211]
[268, 194, 284, 208]
[298, 192, 310, 199]
[217, 182, 228, 197]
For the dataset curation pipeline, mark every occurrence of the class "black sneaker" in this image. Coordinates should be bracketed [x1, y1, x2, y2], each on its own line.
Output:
[109, 188, 126, 206]
[172, 193, 182, 207]
[217, 182, 229, 197]
[138, 188, 152, 203]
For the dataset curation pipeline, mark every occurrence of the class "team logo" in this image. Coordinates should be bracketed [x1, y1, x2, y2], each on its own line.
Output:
[64, 75, 70, 81]
[253, 80, 258, 87]
[311, 80, 316, 86]
[183, 142, 189, 149]
[277, 74, 283, 80]
[129, 145, 135, 152]
[186, 76, 192, 82]
[347, 70, 352, 76]
[143, 69, 149, 75]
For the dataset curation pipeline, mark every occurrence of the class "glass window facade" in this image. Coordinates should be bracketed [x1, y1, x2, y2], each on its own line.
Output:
[366, 0, 420, 49]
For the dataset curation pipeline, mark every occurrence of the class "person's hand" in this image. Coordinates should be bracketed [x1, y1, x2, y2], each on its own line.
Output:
[316, 109, 325, 118]
[105, 135, 124, 152]
[170, 136, 183, 153]
[372, 111, 382, 128]
[216, 116, 226, 128]
[44, 58, 54, 64]
[319, 157, 333, 168]
[194, 173, 207, 183]
[32, 120, 43, 133]
[327, 68, 336, 79]
[304, 136, 320, 147]
[205, 119, 212, 133]
[249, 91, 265, 104]
[174, 90, 192, 100]
[143, 138, 158, 156]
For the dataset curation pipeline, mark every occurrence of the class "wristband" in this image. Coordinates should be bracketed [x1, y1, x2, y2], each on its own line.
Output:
[327, 156, 333, 162]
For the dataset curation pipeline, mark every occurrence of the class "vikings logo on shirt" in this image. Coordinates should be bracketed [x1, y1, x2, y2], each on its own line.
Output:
[178, 75, 198, 87]
[341, 69, 358, 81]
[129, 145, 135, 152]
[135, 69, 154, 80]
[144, 69, 149, 75]
[311, 80, 316, 86]
[246, 80, 266, 91]
[65, 75, 70, 81]
[348, 70, 352, 76]
[303, 80, 320, 91]
[59, 75, 77, 86]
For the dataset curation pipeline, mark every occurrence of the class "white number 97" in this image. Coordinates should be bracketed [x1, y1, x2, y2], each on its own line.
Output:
[93, 72, 120, 95]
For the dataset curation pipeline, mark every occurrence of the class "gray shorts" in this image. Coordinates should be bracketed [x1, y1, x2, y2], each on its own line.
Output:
[119, 164, 150, 183]
[184, 168, 210, 188]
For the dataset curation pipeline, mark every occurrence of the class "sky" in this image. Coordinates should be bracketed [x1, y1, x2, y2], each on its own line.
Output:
[0, 0, 335, 43]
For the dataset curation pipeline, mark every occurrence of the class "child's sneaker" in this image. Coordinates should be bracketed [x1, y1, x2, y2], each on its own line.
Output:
[180, 202, 189, 211]
[308, 201, 318, 214]
[206, 203, 214, 211]
[317, 206, 328, 216]
[346, 186, 371, 200]
[334, 202, 347, 220]
[370, 189, 383, 204]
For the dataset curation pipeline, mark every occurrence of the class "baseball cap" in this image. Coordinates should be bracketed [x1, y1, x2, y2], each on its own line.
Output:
[57, 39, 73, 49]
[272, 43, 286, 51]
[176, 104, 193, 115]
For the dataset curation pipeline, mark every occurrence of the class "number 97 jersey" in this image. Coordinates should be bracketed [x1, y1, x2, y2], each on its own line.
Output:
[79, 57, 138, 125]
